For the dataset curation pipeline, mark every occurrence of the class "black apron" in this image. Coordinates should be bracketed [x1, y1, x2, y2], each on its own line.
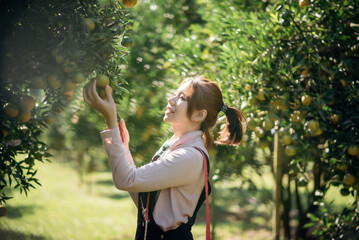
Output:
[135, 149, 211, 240]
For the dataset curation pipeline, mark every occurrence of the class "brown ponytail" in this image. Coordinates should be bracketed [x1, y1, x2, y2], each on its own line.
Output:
[216, 106, 247, 145]
[181, 76, 247, 149]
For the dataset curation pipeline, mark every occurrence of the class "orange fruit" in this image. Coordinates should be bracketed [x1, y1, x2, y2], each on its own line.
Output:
[330, 114, 340, 125]
[282, 135, 292, 145]
[122, 0, 137, 8]
[348, 145, 359, 156]
[48, 74, 62, 89]
[98, 86, 113, 99]
[262, 117, 274, 131]
[44, 115, 55, 124]
[83, 18, 95, 31]
[343, 173, 356, 186]
[285, 145, 297, 157]
[63, 80, 77, 92]
[17, 111, 31, 123]
[19, 95, 35, 112]
[299, 0, 309, 8]
[4, 103, 19, 117]
[256, 89, 266, 101]
[311, 128, 323, 137]
[96, 74, 110, 88]
[254, 127, 265, 138]
[307, 120, 319, 132]
[73, 72, 85, 83]
[301, 94, 312, 105]
[340, 79, 348, 88]
[63, 91, 75, 100]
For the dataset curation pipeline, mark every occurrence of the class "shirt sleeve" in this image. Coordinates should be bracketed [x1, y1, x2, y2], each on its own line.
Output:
[100, 127, 203, 192]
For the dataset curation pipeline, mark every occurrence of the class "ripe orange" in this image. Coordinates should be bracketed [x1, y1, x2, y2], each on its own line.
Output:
[63, 80, 77, 92]
[84, 18, 95, 31]
[48, 74, 62, 89]
[310, 128, 323, 137]
[256, 89, 266, 101]
[19, 95, 35, 111]
[343, 173, 356, 186]
[96, 74, 110, 88]
[262, 117, 274, 131]
[301, 94, 312, 105]
[285, 145, 297, 156]
[329, 114, 340, 125]
[98, 86, 113, 99]
[17, 111, 31, 123]
[299, 0, 309, 8]
[254, 127, 265, 138]
[73, 72, 85, 83]
[282, 135, 292, 145]
[307, 120, 319, 131]
[4, 103, 19, 117]
[63, 91, 75, 100]
[348, 145, 359, 156]
[122, 0, 137, 8]
[44, 115, 55, 124]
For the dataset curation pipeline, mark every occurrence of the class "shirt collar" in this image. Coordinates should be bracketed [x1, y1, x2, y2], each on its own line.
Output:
[169, 130, 203, 151]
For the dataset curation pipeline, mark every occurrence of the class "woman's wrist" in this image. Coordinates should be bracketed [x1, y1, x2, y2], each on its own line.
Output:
[106, 117, 118, 129]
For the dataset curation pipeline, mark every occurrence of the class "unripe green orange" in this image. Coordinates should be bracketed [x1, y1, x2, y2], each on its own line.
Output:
[348, 145, 359, 156]
[96, 74, 110, 88]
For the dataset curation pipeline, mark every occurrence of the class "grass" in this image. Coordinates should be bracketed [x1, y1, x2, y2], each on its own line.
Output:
[0, 161, 271, 240]
[0, 160, 352, 240]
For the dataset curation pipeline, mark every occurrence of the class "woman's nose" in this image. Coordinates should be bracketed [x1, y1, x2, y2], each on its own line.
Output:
[168, 96, 176, 105]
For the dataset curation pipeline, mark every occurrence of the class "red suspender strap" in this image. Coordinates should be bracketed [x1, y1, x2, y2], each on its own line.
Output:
[196, 148, 211, 240]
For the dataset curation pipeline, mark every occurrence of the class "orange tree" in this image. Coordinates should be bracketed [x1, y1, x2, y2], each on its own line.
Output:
[0, 0, 133, 204]
[164, 0, 358, 238]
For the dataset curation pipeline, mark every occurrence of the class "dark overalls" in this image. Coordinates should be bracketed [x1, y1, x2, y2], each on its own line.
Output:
[135, 149, 211, 240]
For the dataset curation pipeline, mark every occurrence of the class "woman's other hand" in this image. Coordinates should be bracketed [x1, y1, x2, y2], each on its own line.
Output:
[119, 119, 130, 152]
[83, 80, 118, 129]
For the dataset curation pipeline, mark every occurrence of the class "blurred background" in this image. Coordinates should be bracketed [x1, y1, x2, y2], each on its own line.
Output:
[0, 0, 358, 239]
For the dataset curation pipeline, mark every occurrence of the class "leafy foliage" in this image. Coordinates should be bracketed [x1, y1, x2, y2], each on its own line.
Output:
[0, 0, 132, 204]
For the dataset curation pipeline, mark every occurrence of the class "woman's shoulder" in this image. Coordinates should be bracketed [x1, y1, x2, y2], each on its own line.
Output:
[167, 146, 206, 166]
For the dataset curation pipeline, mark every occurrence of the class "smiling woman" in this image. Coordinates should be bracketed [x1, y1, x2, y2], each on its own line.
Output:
[83, 76, 247, 240]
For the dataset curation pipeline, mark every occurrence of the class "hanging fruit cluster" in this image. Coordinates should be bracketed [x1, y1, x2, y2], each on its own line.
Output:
[0, 0, 136, 204]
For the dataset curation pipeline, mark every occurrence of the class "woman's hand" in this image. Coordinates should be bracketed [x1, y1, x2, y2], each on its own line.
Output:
[119, 119, 130, 152]
[83, 80, 118, 129]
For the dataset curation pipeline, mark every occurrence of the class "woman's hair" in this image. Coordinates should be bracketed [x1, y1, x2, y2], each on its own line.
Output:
[181, 76, 247, 149]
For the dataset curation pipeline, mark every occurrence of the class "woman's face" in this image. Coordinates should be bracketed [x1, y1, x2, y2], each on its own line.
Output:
[163, 82, 192, 127]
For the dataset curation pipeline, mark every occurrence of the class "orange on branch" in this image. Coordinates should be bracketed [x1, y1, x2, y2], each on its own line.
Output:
[301, 94, 312, 106]
[63, 80, 77, 92]
[307, 120, 319, 132]
[285, 145, 297, 157]
[17, 111, 31, 123]
[98, 86, 113, 99]
[4, 103, 19, 117]
[19, 95, 35, 112]
[48, 74, 62, 89]
[282, 135, 293, 145]
[343, 173, 356, 186]
[96, 74, 110, 88]
[122, 0, 137, 8]
[83, 18, 95, 31]
[299, 0, 309, 8]
[348, 145, 359, 156]
[73, 72, 85, 83]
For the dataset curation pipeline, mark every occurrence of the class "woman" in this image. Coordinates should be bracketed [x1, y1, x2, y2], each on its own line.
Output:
[83, 76, 246, 239]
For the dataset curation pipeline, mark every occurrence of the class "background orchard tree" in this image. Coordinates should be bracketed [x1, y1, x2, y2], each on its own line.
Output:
[164, 0, 359, 239]
[0, 0, 133, 204]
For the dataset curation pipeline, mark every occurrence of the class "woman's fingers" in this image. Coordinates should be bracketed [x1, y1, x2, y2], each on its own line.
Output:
[83, 84, 95, 108]
[105, 85, 114, 103]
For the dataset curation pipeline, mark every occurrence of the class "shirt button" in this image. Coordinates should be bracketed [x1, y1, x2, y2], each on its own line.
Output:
[160, 234, 164, 239]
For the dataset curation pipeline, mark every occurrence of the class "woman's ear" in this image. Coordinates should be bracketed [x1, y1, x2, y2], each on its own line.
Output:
[193, 109, 207, 122]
